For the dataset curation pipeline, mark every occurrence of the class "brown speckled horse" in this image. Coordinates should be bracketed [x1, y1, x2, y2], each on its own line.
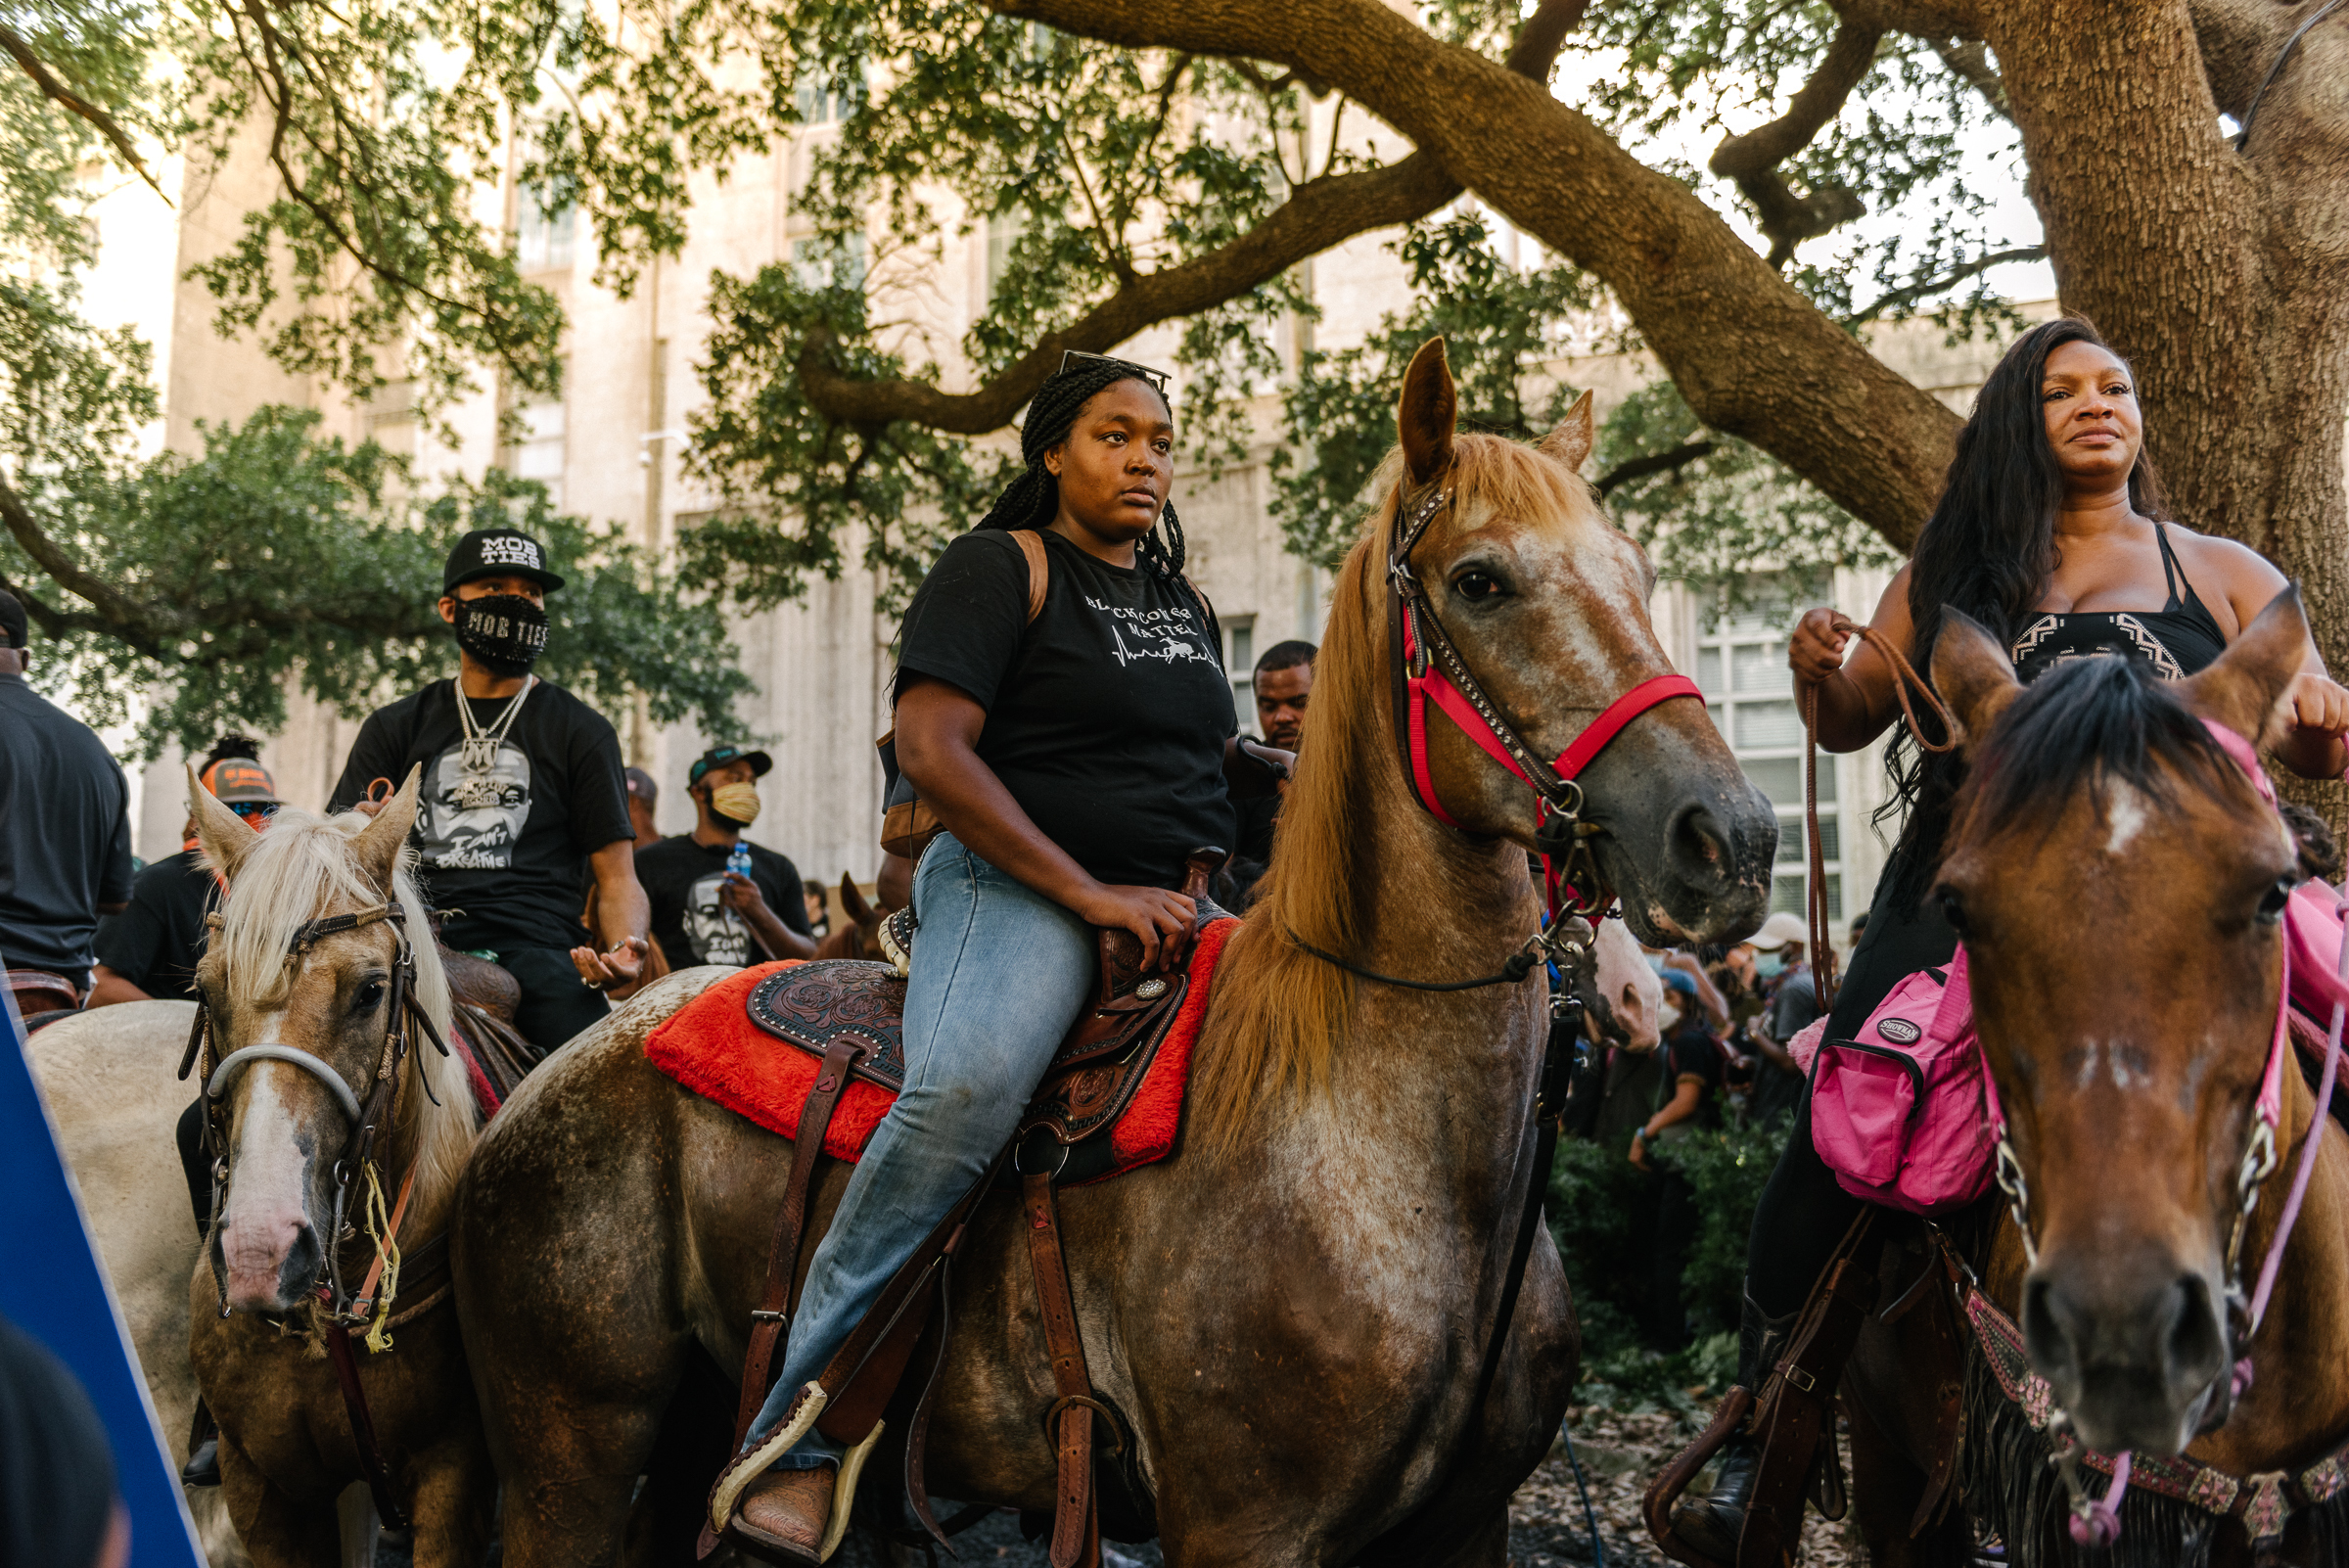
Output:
[451, 338, 1775, 1566]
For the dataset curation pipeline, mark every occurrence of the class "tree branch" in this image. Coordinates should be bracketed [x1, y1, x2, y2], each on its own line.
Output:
[1596, 439, 1719, 496]
[1845, 245, 2045, 324]
[1710, 22, 1882, 266]
[987, 0, 1966, 549]
[0, 469, 186, 651]
[1929, 37, 2012, 122]
[801, 151, 1461, 432]
[1504, 0, 1595, 79]
[0, 23, 170, 205]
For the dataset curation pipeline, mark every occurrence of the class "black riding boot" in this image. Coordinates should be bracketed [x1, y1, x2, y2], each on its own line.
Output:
[1669, 1291, 1797, 1561]
[181, 1400, 221, 1487]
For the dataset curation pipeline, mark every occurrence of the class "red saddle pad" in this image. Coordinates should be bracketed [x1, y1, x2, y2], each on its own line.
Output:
[643, 916, 1238, 1184]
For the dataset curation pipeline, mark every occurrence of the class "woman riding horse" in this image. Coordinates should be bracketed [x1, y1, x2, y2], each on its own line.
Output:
[1673, 315, 2349, 1554]
[710, 352, 1292, 1560]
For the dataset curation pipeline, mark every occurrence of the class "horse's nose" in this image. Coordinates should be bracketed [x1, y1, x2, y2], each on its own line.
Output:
[1662, 796, 1770, 909]
[2022, 1266, 2227, 1453]
[221, 1213, 323, 1313]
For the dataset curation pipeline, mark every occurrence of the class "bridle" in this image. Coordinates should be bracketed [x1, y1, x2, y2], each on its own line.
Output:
[1972, 719, 2348, 1547]
[176, 897, 450, 1530]
[1290, 478, 1700, 995]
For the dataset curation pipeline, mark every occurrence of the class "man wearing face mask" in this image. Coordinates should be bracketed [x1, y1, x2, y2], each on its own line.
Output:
[1738, 911, 1819, 1128]
[327, 528, 649, 1046]
[636, 747, 815, 968]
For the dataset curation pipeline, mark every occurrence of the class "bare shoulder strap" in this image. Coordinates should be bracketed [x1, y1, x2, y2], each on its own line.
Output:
[1014, 530, 1048, 625]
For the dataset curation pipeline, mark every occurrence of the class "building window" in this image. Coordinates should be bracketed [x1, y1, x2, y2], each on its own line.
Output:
[1695, 575, 1836, 920]
[795, 73, 862, 126]
[986, 208, 1025, 300]
[514, 395, 566, 506]
[517, 183, 576, 273]
[792, 234, 866, 292]
[1223, 617, 1256, 714]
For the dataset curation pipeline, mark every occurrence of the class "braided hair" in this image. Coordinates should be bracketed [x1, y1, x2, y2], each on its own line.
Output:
[975, 356, 1186, 583]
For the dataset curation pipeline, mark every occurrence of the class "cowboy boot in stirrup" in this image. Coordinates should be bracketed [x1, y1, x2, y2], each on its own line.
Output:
[726, 1464, 835, 1566]
[180, 1400, 221, 1487]
[1668, 1293, 1796, 1562]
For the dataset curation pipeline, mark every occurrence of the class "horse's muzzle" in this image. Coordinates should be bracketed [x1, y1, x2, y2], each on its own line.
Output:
[2023, 1261, 2230, 1454]
[218, 1213, 325, 1314]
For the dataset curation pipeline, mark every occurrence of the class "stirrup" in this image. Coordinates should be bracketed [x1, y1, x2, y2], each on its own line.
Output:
[818, 1420, 887, 1561]
[711, 1382, 829, 1537]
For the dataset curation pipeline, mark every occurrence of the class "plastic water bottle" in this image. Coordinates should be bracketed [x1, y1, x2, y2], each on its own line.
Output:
[727, 841, 753, 881]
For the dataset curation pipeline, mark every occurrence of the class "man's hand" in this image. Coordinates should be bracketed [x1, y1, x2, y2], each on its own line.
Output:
[572, 936, 649, 996]
[1629, 1129, 1651, 1171]
[718, 871, 770, 916]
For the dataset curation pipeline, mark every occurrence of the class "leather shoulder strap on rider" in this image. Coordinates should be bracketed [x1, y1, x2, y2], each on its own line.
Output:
[1015, 530, 1048, 624]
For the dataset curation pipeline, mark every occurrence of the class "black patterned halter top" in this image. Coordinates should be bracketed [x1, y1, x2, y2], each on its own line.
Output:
[2007, 523, 2229, 684]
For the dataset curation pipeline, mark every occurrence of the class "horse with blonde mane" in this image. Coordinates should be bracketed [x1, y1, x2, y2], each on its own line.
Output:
[452, 338, 1774, 1565]
[180, 767, 494, 1565]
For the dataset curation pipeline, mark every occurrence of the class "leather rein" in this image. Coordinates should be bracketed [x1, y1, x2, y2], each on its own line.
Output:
[177, 898, 452, 1529]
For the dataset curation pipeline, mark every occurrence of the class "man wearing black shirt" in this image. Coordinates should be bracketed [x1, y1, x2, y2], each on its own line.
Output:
[1229, 641, 1313, 896]
[637, 746, 814, 969]
[89, 752, 284, 1006]
[328, 529, 649, 1046]
[0, 590, 132, 1009]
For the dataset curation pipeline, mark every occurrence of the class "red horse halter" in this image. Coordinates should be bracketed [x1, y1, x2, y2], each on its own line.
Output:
[1385, 481, 1700, 917]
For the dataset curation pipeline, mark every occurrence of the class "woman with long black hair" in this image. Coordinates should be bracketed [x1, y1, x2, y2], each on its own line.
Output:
[709, 352, 1290, 1562]
[1672, 316, 2349, 1553]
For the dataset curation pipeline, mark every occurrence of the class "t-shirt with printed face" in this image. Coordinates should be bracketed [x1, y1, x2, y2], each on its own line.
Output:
[895, 529, 1237, 890]
[635, 836, 810, 968]
[328, 678, 631, 954]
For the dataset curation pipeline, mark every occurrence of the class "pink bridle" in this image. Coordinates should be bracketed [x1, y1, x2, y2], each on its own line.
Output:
[1986, 718, 2349, 1546]
[1383, 481, 1701, 916]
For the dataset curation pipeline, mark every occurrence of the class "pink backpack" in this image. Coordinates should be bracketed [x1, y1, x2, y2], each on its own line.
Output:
[1810, 948, 1999, 1215]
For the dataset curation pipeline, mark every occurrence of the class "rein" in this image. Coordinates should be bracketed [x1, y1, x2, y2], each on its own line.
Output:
[1800, 615, 1956, 1012]
[179, 896, 452, 1531]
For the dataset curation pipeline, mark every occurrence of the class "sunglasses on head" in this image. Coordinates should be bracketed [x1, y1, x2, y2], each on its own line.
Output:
[1058, 350, 1170, 392]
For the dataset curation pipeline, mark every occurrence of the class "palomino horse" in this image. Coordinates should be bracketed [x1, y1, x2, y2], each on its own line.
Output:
[1841, 592, 2349, 1567]
[452, 337, 1774, 1565]
[183, 769, 494, 1566]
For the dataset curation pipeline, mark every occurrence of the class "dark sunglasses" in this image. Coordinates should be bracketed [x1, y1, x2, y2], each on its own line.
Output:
[1058, 349, 1170, 392]
[227, 802, 279, 822]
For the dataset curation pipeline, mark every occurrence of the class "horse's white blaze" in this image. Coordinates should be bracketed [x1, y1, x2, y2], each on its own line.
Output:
[219, 1045, 320, 1309]
[2104, 786, 2148, 854]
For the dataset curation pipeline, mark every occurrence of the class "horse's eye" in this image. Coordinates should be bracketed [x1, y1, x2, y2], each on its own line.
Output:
[353, 980, 386, 1015]
[2257, 878, 2294, 925]
[1940, 890, 1968, 936]
[1453, 570, 1505, 603]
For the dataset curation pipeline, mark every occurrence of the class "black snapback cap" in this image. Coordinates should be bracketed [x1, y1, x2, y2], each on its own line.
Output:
[444, 529, 565, 594]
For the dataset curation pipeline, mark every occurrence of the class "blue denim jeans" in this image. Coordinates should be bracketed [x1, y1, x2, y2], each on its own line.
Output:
[747, 831, 1096, 1467]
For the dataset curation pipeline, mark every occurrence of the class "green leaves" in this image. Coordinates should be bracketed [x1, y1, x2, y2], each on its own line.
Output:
[5, 408, 754, 759]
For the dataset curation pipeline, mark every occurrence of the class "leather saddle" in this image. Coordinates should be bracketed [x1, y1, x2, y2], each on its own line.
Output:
[744, 850, 1224, 1185]
[7, 968, 80, 1022]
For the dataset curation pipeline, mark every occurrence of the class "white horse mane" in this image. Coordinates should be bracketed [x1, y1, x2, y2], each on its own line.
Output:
[207, 806, 477, 1210]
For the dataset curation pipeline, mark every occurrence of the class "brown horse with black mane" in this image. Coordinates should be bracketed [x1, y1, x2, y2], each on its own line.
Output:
[1836, 591, 2349, 1567]
[451, 338, 1775, 1566]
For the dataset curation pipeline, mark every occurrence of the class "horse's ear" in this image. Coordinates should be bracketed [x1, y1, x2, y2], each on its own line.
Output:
[2183, 583, 2308, 749]
[1397, 337, 1456, 486]
[352, 764, 424, 894]
[1538, 390, 1595, 474]
[1930, 609, 2023, 754]
[188, 762, 260, 879]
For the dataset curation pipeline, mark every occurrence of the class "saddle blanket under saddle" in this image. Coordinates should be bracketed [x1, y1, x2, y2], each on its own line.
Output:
[643, 916, 1238, 1184]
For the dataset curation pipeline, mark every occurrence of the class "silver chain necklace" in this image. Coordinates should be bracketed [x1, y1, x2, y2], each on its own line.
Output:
[452, 675, 535, 807]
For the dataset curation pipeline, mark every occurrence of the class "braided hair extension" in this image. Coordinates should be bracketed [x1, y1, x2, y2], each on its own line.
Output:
[975, 356, 1186, 583]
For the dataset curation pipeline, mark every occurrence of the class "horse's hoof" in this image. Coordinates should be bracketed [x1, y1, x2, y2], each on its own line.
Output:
[179, 1434, 221, 1488]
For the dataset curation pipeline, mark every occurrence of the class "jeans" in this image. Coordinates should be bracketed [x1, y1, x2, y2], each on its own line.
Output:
[746, 832, 1097, 1467]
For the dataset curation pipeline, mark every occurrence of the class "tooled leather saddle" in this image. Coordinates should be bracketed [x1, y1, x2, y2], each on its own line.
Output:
[708, 849, 1226, 1568]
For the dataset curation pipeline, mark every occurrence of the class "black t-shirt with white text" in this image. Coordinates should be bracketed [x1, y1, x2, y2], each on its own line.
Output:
[92, 851, 216, 1001]
[328, 678, 631, 954]
[894, 530, 1237, 890]
[636, 836, 810, 968]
